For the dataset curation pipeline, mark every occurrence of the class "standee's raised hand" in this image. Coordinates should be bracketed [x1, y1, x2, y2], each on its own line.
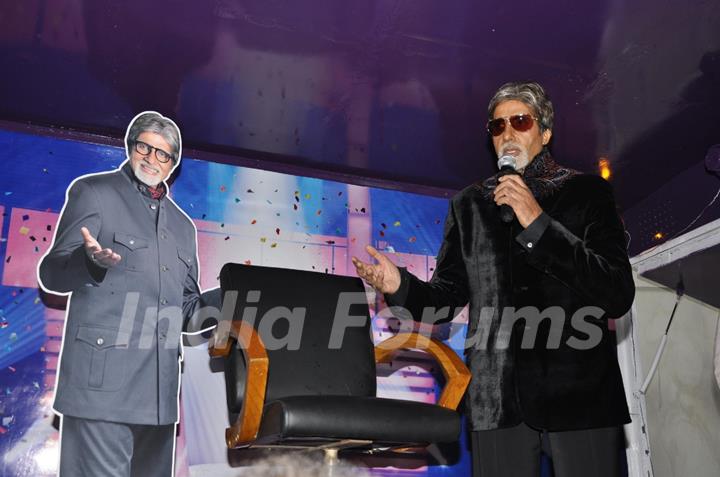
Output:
[81, 226, 121, 268]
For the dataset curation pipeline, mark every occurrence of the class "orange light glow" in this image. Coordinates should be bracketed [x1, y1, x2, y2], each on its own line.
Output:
[653, 232, 664, 240]
[599, 158, 611, 180]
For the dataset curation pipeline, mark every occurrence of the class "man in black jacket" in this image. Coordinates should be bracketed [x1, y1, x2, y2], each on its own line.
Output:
[352, 81, 634, 477]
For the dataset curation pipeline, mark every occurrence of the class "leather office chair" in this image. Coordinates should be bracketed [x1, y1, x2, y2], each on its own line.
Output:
[209, 263, 470, 468]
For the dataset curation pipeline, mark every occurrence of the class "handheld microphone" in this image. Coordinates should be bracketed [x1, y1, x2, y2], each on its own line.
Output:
[497, 155, 519, 223]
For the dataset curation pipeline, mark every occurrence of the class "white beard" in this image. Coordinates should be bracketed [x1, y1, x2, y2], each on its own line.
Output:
[499, 144, 530, 172]
[132, 161, 163, 187]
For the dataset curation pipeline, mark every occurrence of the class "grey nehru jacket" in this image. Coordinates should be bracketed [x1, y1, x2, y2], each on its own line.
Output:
[39, 162, 218, 425]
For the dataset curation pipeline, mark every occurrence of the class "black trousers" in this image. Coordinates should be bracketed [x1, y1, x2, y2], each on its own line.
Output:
[58, 415, 176, 477]
[471, 422, 625, 477]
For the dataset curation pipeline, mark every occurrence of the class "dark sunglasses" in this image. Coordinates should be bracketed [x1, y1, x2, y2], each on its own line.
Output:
[486, 114, 539, 136]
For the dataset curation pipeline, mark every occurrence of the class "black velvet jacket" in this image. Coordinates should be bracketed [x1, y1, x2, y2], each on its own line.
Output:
[386, 152, 634, 431]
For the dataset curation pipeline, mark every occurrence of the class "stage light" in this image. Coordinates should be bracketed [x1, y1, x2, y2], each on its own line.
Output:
[653, 232, 664, 240]
[598, 158, 612, 180]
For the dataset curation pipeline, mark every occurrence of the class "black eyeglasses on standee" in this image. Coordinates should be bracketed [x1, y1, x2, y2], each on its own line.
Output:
[133, 140, 175, 163]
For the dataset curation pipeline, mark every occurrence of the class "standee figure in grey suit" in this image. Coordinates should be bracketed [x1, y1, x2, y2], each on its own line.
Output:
[39, 112, 216, 477]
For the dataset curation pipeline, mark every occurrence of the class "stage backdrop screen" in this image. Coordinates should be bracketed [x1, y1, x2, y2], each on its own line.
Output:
[0, 128, 470, 477]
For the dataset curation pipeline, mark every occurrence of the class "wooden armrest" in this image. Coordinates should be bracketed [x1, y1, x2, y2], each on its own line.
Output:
[375, 332, 470, 410]
[208, 321, 269, 448]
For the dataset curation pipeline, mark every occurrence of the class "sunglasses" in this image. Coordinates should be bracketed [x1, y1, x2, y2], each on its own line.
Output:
[486, 114, 539, 137]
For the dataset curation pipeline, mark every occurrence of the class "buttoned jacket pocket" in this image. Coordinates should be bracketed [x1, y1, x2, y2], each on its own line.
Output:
[176, 247, 194, 278]
[113, 232, 150, 271]
[70, 325, 130, 391]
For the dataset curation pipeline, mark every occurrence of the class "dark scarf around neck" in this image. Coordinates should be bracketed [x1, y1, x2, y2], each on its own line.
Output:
[479, 149, 579, 200]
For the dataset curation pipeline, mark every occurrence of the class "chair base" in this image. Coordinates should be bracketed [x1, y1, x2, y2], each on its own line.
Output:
[226, 440, 456, 473]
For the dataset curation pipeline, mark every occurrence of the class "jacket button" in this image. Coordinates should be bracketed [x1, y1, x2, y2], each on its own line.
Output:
[161, 265, 168, 272]
[129, 239, 135, 245]
[527, 242, 533, 249]
[150, 204, 157, 210]
[161, 298, 168, 305]
[96, 337, 104, 346]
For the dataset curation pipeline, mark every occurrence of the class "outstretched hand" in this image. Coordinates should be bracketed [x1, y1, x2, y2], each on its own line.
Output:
[351, 245, 401, 294]
[81, 227, 121, 269]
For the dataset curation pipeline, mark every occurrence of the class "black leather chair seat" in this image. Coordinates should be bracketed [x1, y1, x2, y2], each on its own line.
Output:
[256, 395, 461, 445]
[215, 264, 471, 456]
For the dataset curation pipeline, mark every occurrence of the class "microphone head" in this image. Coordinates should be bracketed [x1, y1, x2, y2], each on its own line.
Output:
[497, 155, 517, 170]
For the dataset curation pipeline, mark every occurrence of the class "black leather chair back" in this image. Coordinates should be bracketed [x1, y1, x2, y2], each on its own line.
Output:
[220, 264, 377, 418]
